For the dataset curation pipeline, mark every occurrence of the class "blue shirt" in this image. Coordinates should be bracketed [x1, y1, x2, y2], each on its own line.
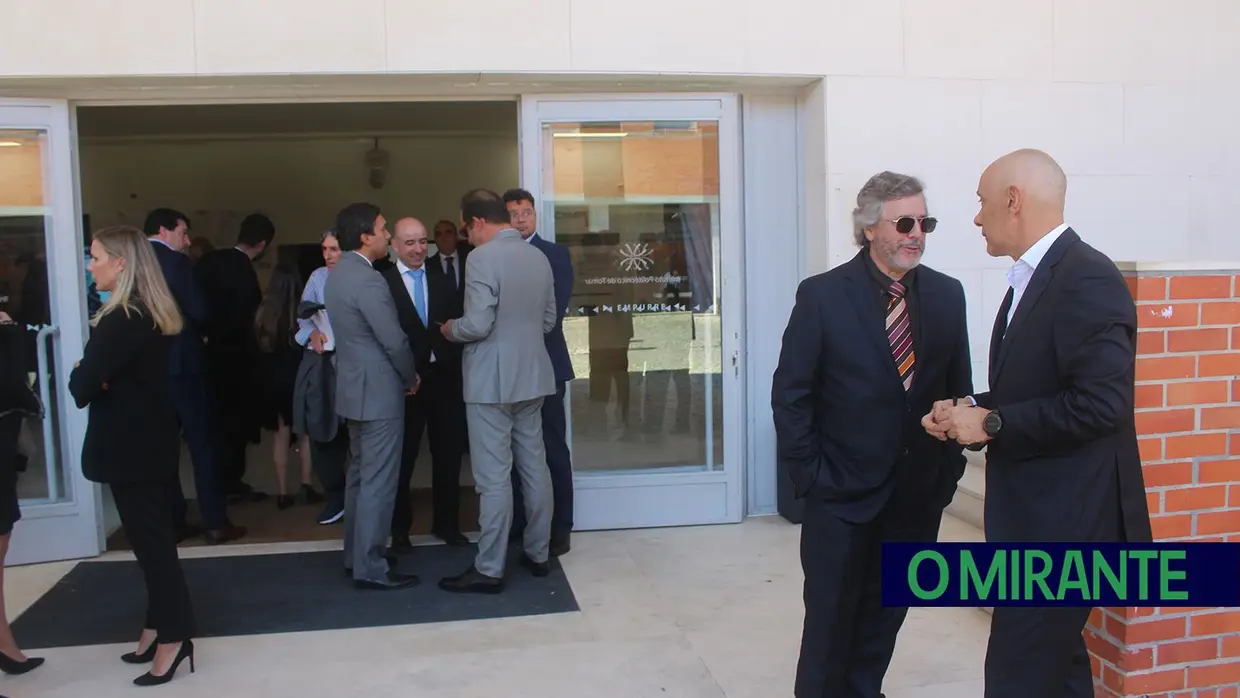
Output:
[295, 266, 332, 346]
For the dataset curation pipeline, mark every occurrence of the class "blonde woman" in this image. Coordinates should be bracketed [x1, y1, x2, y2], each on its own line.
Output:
[69, 226, 196, 687]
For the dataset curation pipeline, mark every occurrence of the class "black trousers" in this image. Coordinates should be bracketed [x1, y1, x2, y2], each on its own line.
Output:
[310, 426, 349, 510]
[391, 363, 464, 538]
[795, 488, 943, 698]
[0, 413, 22, 536]
[512, 381, 573, 538]
[111, 482, 195, 643]
[207, 353, 254, 493]
[985, 606, 1093, 698]
[169, 374, 230, 530]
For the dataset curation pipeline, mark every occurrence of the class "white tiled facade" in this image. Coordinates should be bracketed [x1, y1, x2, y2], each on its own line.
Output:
[0, 0, 1236, 513]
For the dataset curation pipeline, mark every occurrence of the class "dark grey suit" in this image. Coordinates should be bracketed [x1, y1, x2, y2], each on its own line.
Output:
[324, 251, 418, 582]
[446, 228, 557, 576]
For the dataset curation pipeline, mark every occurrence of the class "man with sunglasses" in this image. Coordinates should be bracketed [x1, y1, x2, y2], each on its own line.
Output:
[773, 171, 973, 698]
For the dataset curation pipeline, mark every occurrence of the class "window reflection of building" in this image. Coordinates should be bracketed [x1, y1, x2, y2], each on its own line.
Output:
[547, 120, 724, 472]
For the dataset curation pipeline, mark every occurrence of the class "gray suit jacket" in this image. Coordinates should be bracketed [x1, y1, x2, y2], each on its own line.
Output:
[324, 251, 417, 420]
[447, 228, 557, 404]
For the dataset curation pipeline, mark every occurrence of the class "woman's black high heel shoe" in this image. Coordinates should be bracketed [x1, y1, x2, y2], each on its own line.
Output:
[121, 640, 157, 664]
[133, 640, 194, 686]
[0, 651, 44, 675]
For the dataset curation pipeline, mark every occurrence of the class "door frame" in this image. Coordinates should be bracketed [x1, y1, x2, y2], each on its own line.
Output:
[0, 98, 103, 565]
[518, 93, 747, 530]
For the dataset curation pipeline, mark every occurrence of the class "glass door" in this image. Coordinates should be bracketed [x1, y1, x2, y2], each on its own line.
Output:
[0, 101, 101, 565]
[519, 95, 744, 530]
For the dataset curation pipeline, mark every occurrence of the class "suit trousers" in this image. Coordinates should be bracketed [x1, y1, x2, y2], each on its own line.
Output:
[795, 486, 943, 698]
[512, 381, 573, 538]
[467, 398, 552, 578]
[310, 425, 348, 510]
[111, 482, 196, 643]
[343, 417, 403, 581]
[984, 606, 1093, 698]
[391, 362, 465, 539]
[169, 374, 230, 530]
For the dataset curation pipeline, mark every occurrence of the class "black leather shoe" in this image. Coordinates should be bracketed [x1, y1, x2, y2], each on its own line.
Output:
[387, 537, 415, 555]
[550, 532, 571, 557]
[202, 525, 247, 545]
[519, 554, 550, 578]
[354, 572, 420, 590]
[174, 525, 203, 544]
[344, 554, 397, 578]
[439, 566, 504, 594]
[433, 528, 470, 547]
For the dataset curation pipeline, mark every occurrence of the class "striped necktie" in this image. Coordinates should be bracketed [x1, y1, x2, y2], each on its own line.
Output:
[886, 280, 915, 391]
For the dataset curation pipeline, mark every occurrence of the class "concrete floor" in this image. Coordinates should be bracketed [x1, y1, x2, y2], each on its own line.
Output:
[2, 513, 992, 698]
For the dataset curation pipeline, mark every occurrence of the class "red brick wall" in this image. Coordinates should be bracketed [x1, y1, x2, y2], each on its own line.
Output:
[1085, 272, 1240, 697]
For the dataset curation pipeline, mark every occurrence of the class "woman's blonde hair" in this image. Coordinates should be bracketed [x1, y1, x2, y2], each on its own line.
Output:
[91, 225, 183, 336]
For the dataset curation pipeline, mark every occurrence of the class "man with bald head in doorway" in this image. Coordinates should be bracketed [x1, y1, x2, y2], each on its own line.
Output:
[925, 149, 1152, 698]
[381, 217, 468, 550]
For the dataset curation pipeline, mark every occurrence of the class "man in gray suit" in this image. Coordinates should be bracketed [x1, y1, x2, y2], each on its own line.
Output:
[324, 202, 421, 590]
[439, 190, 558, 594]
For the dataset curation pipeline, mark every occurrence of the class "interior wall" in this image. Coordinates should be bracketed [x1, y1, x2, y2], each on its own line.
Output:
[79, 133, 519, 257]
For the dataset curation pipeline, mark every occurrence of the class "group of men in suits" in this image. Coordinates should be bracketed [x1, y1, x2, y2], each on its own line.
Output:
[143, 209, 277, 547]
[321, 188, 576, 592]
[772, 148, 1152, 698]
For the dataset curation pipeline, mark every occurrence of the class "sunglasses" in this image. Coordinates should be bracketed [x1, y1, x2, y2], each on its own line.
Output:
[889, 216, 937, 234]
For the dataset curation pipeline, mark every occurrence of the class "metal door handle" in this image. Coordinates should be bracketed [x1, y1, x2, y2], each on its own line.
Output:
[35, 325, 60, 501]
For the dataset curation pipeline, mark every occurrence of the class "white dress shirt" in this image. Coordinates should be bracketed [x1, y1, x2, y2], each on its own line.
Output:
[965, 222, 1070, 407]
[1006, 223, 1069, 327]
[396, 260, 435, 363]
[437, 252, 462, 288]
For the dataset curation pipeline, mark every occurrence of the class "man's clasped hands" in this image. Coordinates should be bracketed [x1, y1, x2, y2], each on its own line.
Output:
[921, 398, 991, 447]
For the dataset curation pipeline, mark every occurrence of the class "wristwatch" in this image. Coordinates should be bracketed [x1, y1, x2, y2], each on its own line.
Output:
[983, 409, 1003, 438]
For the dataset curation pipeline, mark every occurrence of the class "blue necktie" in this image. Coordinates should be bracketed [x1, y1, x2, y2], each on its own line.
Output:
[409, 268, 427, 326]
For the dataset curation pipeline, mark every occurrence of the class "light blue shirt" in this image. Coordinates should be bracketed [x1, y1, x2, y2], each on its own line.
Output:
[397, 260, 435, 362]
[296, 266, 332, 346]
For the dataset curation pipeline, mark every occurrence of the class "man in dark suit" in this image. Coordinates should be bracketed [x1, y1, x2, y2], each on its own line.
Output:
[504, 188, 575, 557]
[195, 213, 276, 503]
[144, 209, 246, 545]
[427, 220, 468, 297]
[772, 171, 973, 698]
[925, 149, 1153, 698]
[382, 217, 468, 549]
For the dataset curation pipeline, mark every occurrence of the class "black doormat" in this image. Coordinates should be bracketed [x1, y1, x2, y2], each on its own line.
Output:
[13, 546, 578, 650]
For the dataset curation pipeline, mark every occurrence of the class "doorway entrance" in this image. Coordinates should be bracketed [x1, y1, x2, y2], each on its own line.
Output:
[74, 100, 519, 549]
[1, 92, 747, 564]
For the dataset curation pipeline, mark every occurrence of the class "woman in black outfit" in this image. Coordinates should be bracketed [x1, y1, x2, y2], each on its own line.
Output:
[69, 225, 196, 687]
[0, 310, 45, 680]
[254, 264, 320, 509]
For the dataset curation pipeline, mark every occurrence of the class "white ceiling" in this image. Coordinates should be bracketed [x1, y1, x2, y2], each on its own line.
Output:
[76, 100, 518, 138]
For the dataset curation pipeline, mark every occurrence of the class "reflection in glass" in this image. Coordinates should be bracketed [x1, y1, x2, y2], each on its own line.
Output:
[542, 121, 724, 474]
[0, 130, 63, 502]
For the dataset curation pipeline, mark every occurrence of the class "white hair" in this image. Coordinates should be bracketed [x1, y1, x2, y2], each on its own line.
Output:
[852, 171, 926, 246]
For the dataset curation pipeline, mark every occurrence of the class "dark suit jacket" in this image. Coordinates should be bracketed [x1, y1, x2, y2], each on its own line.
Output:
[381, 263, 464, 369]
[771, 250, 973, 524]
[426, 248, 469, 296]
[974, 229, 1153, 544]
[150, 240, 208, 376]
[529, 233, 575, 383]
[69, 304, 180, 484]
[194, 247, 261, 358]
